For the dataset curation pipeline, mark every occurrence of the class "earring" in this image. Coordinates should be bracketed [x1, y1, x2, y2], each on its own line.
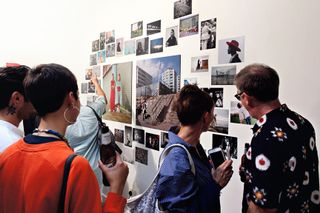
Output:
[7, 105, 16, 115]
[63, 104, 80, 124]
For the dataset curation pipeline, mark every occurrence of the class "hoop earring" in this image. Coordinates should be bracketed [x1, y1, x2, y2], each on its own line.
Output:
[63, 105, 80, 124]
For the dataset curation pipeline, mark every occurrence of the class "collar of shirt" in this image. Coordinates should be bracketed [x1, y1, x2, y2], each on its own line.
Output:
[0, 120, 23, 138]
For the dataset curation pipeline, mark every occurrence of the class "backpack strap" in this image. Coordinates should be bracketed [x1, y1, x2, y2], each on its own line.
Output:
[87, 105, 104, 127]
[58, 154, 77, 213]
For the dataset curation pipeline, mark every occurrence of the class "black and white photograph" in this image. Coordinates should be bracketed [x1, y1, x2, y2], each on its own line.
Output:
[124, 126, 132, 147]
[230, 101, 256, 125]
[150, 38, 163, 54]
[88, 81, 95, 93]
[201, 87, 223, 107]
[92, 65, 101, 78]
[106, 43, 115, 57]
[165, 26, 178, 47]
[191, 55, 209, 73]
[200, 18, 217, 50]
[116, 38, 124, 56]
[131, 21, 143, 38]
[212, 134, 238, 159]
[135, 147, 148, 165]
[133, 128, 145, 144]
[174, 0, 192, 19]
[105, 30, 115, 44]
[92, 39, 99, 52]
[179, 14, 199, 37]
[211, 65, 236, 85]
[122, 146, 134, 164]
[145, 132, 160, 151]
[114, 128, 124, 143]
[124, 40, 136, 55]
[161, 132, 169, 148]
[90, 54, 97, 66]
[87, 95, 97, 105]
[100, 32, 106, 50]
[85, 68, 93, 80]
[183, 77, 197, 86]
[218, 36, 245, 64]
[147, 20, 161, 35]
[136, 37, 149, 56]
[81, 83, 88, 94]
[210, 108, 229, 134]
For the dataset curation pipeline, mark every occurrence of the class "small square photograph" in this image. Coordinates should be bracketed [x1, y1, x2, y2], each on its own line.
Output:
[145, 133, 160, 151]
[114, 128, 124, 143]
[87, 95, 97, 105]
[210, 108, 229, 134]
[92, 39, 99, 52]
[147, 20, 161, 35]
[100, 32, 106, 50]
[136, 37, 149, 56]
[179, 14, 199, 38]
[212, 134, 238, 159]
[105, 30, 115, 44]
[183, 77, 197, 86]
[133, 128, 145, 144]
[106, 43, 115, 57]
[88, 81, 95, 93]
[211, 65, 236, 85]
[81, 83, 88, 94]
[150, 38, 163, 54]
[90, 54, 97, 66]
[201, 87, 223, 107]
[174, 0, 192, 19]
[165, 26, 178, 47]
[116, 38, 124, 56]
[191, 55, 209, 73]
[124, 126, 132, 147]
[200, 18, 217, 50]
[92, 65, 101, 78]
[122, 146, 134, 164]
[85, 68, 93, 80]
[230, 101, 256, 125]
[97, 50, 106, 64]
[124, 40, 136, 55]
[131, 21, 143, 38]
[135, 147, 148, 165]
[161, 132, 169, 148]
[218, 36, 245, 64]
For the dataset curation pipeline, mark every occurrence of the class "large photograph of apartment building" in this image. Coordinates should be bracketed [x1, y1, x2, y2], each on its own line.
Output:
[136, 55, 181, 131]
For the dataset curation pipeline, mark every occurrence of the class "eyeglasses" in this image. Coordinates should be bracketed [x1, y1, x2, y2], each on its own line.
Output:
[234, 91, 243, 101]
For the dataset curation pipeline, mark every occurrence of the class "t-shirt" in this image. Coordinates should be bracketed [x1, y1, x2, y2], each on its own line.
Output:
[0, 120, 23, 152]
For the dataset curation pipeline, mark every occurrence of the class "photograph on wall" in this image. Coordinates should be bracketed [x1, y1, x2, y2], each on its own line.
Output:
[116, 38, 124, 56]
[131, 21, 143, 38]
[124, 126, 132, 147]
[87, 95, 97, 105]
[124, 40, 136, 55]
[191, 55, 209, 73]
[201, 87, 223, 107]
[210, 108, 229, 134]
[218, 36, 245, 64]
[174, 0, 192, 19]
[165, 26, 178, 47]
[92, 65, 101, 78]
[179, 14, 199, 37]
[147, 20, 161, 35]
[90, 54, 97, 66]
[122, 146, 134, 164]
[85, 68, 93, 80]
[100, 32, 106, 50]
[230, 101, 256, 125]
[161, 132, 169, 148]
[150, 38, 163, 54]
[88, 81, 95, 93]
[183, 77, 197, 86]
[133, 128, 145, 144]
[136, 37, 149, 56]
[102, 62, 132, 124]
[97, 50, 106, 64]
[114, 128, 124, 143]
[106, 43, 115, 57]
[145, 132, 160, 151]
[105, 30, 115, 44]
[200, 18, 216, 50]
[136, 55, 181, 131]
[81, 83, 88, 94]
[212, 134, 238, 159]
[211, 65, 236, 85]
[92, 39, 99, 52]
[135, 147, 148, 165]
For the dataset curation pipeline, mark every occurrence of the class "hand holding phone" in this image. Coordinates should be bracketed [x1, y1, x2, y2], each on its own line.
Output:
[208, 147, 226, 170]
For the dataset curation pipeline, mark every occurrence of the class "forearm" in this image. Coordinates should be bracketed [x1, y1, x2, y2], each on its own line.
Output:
[93, 81, 108, 104]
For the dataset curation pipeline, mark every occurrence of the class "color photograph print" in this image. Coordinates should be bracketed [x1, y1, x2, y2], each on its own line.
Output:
[92, 39, 99, 52]
[183, 77, 197, 86]
[179, 14, 199, 37]
[97, 50, 106, 64]
[131, 21, 143, 38]
[122, 146, 134, 164]
[133, 128, 145, 144]
[147, 20, 161, 35]
[116, 38, 124, 56]
[161, 132, 169, 148]
[85, 68, 93, 80]
[100, 32, 106, 50]
[90, 54, 97, 66]
[124, 40, 136, 55]
[105, 30, 115, 44]
[200, 18, 217, 50]
[114, 128, 124, 143]
[209, 108, 229, 134]
[191, 55, 209, 73]
[150, 38, 163, 54]
[230, 101, 256, 125]
[201, 87, 223, 108]
[81, 83, 88, 94]
[212, 134, 238, 159]
[92, 65, 101, 78]
[211, 65, 236, 85]
[136, 55, 181, 131]
[174, 0, 192, 19]
[165, 26, 178, 47]
[218, 36, 245, 64]
[102, 62, 132, 124]
[136, 37, 149, 56]
[145, 132, 160, 151]
[106, 43, 115, 57]
[135, 147, 148, 165]
[124, 126, 132, 147]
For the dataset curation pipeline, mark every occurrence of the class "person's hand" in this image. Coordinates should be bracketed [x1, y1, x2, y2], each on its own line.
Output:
[99, 153, 129, 195]
[212, 160, 233, 188]
[90, 72, 99, 85]
[239, 154, 246, 182]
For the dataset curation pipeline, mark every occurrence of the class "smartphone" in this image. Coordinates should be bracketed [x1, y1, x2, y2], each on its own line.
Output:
[208, 147, 226, 169]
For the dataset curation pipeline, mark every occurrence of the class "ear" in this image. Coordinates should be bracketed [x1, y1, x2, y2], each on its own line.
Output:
[242, 92, 255, 108]
[203, 111, 210, 123]
[66, 91, 76, 106]
[10, 91, 25, 108]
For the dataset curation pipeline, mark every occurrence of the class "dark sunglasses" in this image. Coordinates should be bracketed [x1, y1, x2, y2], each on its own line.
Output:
[234, 91, 243, 101]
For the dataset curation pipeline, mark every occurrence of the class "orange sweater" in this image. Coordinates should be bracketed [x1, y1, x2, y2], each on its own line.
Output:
[0, 137, 126, 213]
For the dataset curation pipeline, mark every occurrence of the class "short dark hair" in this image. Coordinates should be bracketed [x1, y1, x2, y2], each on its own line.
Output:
[174, 84, 214, 125]
[24, 64, 78, 117]
[235, 64, 279, 102]
[0, 66, 30, 110]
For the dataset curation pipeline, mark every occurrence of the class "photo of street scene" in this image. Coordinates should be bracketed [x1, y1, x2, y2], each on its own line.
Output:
[179, 14, 199, 37]
[211, 65, 236, 85]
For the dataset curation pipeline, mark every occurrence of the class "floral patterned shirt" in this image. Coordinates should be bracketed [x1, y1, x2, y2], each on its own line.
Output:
[243, 104, 320, 212]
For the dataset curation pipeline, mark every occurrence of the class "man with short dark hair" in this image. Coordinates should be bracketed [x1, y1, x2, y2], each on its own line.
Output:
[236, 64, 319, 212]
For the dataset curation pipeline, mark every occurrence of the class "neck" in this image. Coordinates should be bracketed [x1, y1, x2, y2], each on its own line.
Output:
[0, 109, 21, 127]
[177, 124, 202, 147]
[251, 99, 281, 119]
[38, 111, 69, 137]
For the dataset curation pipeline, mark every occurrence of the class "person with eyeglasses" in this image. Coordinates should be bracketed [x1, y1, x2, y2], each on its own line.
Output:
[235, 64, 319, 213]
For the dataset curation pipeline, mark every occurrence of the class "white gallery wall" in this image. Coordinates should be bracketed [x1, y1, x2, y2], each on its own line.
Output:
[1, 0, 320, 212]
